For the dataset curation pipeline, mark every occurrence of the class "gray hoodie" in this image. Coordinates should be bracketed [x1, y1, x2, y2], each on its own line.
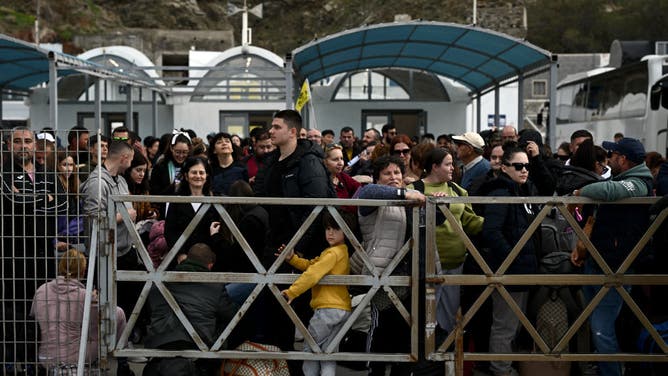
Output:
[81, 165, 134, 256]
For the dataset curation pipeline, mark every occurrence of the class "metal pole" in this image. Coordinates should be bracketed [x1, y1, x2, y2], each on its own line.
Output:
[77, 224, 98, 375]
[548, 55, 558, 148]
[473, 0, 477, 25]
[95, 80, 102, 133]
[518, 76, 524, 130]
[0, 92, 3, 128]
[494, 86, 500, 129]
[126, 85, 133, 131]
[285, 53, 294, 109]
[152, 91, 158, 136]
[476, 95, 481, 132]
[48, 53, 58, 130]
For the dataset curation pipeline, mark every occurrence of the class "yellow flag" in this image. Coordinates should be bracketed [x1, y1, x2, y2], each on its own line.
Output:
[295, 79, 310, 112]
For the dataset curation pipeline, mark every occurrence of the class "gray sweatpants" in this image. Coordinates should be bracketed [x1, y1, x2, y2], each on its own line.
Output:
[302, 308, 351, 376]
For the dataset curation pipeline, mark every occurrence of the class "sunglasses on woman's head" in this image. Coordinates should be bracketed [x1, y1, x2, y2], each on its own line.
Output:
[504, 162, 530, 171]
[392, 148, 411, 156]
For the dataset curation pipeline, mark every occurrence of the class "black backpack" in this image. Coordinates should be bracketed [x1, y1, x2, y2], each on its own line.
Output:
[539, 207, 577, 260]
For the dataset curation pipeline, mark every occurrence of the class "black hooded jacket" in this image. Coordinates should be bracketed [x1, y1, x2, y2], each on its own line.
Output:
[254, 139, 334, 258]
[479, 173, 540, 289]
[555, 165, 603, 196]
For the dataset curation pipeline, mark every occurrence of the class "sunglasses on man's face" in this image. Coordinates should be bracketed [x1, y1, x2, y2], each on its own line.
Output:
[392, 148, 411, 156]
[504, 162, 530, 171]
[113, 137, 129, 141]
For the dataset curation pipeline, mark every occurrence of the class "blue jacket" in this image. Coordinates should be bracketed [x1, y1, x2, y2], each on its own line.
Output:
[461, 157, 490, 191]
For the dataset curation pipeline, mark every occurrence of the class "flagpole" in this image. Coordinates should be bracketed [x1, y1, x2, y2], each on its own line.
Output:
[307, 81, 318, 130]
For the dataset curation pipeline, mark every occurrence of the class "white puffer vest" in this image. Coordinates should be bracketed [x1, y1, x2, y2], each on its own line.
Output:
[350, 205, 407, 275]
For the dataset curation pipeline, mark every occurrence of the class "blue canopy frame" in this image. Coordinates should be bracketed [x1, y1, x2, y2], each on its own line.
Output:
[292, 21, 553, 93]
[0, 33, 162, 131]
[290, 21, 557, 141]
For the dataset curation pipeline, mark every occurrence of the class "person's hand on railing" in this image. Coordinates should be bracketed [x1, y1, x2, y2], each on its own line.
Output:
[280, 290, 293, 304]
[405, 190, 426, 205]
[210, 221, 221, 236]
[274, 244, 294, 261]
[431, 191, 449, 198]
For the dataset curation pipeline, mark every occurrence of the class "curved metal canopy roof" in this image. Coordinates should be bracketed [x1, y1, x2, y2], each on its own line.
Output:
[0, 34, 157, 95]
[292, 21, 553, 93]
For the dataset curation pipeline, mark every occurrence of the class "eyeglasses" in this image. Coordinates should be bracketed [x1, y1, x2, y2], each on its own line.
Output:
[113, 137, 129, 141]
[392, 148, 411, 156]
[504, 162, 530, 171]
[556, 154, 570, 161]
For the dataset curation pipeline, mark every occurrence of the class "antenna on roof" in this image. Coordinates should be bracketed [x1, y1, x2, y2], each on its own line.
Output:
[227, 1, 263, 47]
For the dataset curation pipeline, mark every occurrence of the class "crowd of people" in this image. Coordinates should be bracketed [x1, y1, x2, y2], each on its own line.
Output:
[2, 111, 668, 376]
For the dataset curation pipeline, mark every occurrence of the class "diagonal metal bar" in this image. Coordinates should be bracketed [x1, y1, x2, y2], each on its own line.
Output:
[438, 286, 494, 352]
[157, 203, 212, 272]
[616, 285, 668, 353]
[383, 283, 411, 324]
[116, 280, 153, 349]
[555, 204, 613, 275]
[437, 202, 493, 275]
[553, 285, 610, 352]
[153, 280, 209, 351]
[267, 205, 324, 275]
[212, 203, 266, 273]
[326, 205, 365, 262]
[377, 237, 413, 314]
[496, 286, 550, 354]
[497, 203, 551, 275]
[266, 283, 321, 353]
[617, 207, 668, 274]
[211, 283, 266, 351]
[325, 291, 377, 353]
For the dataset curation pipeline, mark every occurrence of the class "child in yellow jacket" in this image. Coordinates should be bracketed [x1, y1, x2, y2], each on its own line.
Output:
[278, 211, 354, 376]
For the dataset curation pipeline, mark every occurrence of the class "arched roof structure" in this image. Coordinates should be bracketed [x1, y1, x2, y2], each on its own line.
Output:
[78, 46, 163, 82]
[191, 45, 285, 100]
[292, 21, 553, 94]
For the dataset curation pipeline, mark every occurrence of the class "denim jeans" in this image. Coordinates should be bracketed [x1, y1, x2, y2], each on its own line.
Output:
[302, 308, 350, 376]
[435, 264, 464, 333]
[489, 290, 527, 376]
[583, 261, 631, 376]
[225, 283, 255, 306]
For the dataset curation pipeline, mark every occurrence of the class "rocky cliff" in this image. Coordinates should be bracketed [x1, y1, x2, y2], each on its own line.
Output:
[0, 0, 526, 55]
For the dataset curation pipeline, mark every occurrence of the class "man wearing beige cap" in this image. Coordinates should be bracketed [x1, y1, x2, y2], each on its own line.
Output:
[453, 132, 490, 190]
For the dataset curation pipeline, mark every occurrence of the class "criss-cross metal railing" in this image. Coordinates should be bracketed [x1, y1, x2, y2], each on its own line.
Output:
[425, 195, 668, 370]
[99, 195, 421, 366]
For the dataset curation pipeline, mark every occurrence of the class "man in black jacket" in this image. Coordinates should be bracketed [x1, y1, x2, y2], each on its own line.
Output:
[143, 244, 238, 376]
[253, 110, 333, 375]
[2, 127, 67, 365]
[254, 109, 333, 259]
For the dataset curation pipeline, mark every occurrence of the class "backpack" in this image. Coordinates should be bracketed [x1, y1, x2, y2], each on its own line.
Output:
[528, 252, 582, 350]
[540, 207, 577, 259]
